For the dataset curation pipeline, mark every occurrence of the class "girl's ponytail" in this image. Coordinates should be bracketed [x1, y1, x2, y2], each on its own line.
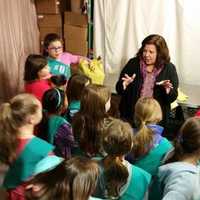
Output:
[0, 103, 18, 164]
[132, 120, 153, 158]
[102, 118, 133, 199]
[104, 156, 128, 199]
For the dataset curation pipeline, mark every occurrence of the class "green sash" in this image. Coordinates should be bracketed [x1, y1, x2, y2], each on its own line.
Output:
[134, 138, 173, 176]
[3, 137, 54, 188]
[47, 58, 71, 80]
[47, 115, 68, 144]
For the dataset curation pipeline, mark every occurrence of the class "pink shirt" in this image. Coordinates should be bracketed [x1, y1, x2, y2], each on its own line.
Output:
[196, 109, 200, 117]
[25, 79, 51, 102]
[59, 52, 81, 65]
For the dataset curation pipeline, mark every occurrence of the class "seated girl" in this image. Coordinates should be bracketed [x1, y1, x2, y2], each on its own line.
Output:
[38, 88, 74, 159]
[24, 54, 51, 101]
[126, 97, 173, 176]
[93, 118, 151, 200]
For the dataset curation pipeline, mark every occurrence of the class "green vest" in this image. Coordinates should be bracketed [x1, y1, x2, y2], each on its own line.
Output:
[134, 138, 173, 176]
[120, 165, 151, 200]
[47, 115, 68, 144]
[3, 137, 54, 188]
[47, 58, 71, 80]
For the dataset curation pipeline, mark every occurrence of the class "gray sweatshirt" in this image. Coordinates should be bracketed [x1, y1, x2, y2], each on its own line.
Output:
[157, 162, 200, 200]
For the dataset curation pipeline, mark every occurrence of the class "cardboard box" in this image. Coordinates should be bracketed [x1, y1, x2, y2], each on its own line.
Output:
[64, 24, 87, 41]
[35, 0, 66, 14]
[37, 14, 62, 28]
[64, 11, 87, 27]
[65, 39, 88, 56]
[39, 27, 62, 40]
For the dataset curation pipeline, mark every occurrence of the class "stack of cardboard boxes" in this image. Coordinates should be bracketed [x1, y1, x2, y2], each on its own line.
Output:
[64, 11, 88, 56]
[35, 0, 65, 50]
[35, 0, 88, 57]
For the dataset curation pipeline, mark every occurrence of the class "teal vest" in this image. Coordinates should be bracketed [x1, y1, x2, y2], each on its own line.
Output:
[47, 115, 68, 144]
[47, 58, 71, 80]
[134, 138, 173, 176]
[95, 161, 151, 200]
[3, 137, 54, 188]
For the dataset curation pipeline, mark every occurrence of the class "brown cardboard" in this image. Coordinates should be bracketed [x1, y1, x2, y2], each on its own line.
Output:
[64, 11, 87, 27]
[39, 27, 62, 40]
[35, 0, 65, 14]
[64, 24, 87, 41]
[65, 39, 88, 56]
[37, 14, 62, 27]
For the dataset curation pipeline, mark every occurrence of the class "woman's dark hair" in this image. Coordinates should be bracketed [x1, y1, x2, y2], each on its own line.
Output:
[72, 84, 111, 156]
[26, 157, 99, 200]
[136, 34, 170, 68]
[0, 94, 40, 164]
[50, 74, 67, 88]
[43, 33, 62, 56]
[67, 73, 91, 103]
[166, 117, 200, 163]
[24, 54, 48, 81]
[102, 118, 133, 199]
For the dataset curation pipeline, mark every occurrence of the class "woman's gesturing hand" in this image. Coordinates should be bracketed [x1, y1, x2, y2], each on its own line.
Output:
[121, 73, 136, 90]
[156, 80, 173, 94]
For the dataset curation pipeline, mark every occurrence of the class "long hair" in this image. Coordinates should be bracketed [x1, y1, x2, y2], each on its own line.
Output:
[24, 54, 47, 81]
[132, 97, 162, 158]
[0, 94, 41, 164]
[72, 84, 111, 156]
[136, 34, 170, 68]
[166, 117, 200, 163]
[102, 118, 133, 199]
[26, 157, 99, 200]
[67, 73, 91, 103]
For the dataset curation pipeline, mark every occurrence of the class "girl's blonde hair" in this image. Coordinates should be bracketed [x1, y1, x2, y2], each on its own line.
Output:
[132, 97, 162, 158]
[103, 118, 133, 199]
[0, 93, 41, 164]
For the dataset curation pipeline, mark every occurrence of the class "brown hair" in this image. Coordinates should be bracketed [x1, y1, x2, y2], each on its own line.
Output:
[102, 118, 133, 199]
[166, 117, 200, 163]
[0, 93, 41, 164]
[132, 97, 162, 158]
[136, 34, 170, 68]
[72, 84, 111, 156]
[26, 157, 99, 200]
[24, 54, 48, 81]
[67, 73, 91, 103]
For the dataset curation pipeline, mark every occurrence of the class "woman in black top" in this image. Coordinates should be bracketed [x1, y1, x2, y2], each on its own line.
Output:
[116, 34, 179, 128]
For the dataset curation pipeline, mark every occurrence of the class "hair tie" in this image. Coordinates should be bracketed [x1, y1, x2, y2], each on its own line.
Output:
[55, 88, 61, 108]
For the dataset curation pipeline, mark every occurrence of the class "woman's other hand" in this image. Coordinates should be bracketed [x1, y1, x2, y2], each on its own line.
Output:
[156, 80, 173, 94]
[121, 73, 136, 90]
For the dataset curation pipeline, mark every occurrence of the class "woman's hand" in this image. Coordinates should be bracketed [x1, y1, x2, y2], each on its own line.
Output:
[121, 73, 136, 90]
[156, 80, 173, 94]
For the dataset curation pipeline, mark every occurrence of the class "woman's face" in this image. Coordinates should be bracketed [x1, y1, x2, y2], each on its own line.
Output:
[47, 40, 63, 59]
[142, 44, 157, 66]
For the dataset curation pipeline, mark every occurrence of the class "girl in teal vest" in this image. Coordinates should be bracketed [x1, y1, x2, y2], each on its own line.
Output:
[25, 157, 99, 200]
[0, 94, 54, 200]
[64, 73, 91, 124]
[93, 118, 151, 200]
[126, 97, 173, 176]
[38, 88, 74, 159]
[72, 84, 111, 158]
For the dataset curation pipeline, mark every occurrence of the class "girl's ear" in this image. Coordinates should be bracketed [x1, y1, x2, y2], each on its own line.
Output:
[26, 184, 42, 192]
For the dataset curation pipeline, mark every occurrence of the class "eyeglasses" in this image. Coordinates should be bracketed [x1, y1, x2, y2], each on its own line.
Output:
[48, 46, 63, 51]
